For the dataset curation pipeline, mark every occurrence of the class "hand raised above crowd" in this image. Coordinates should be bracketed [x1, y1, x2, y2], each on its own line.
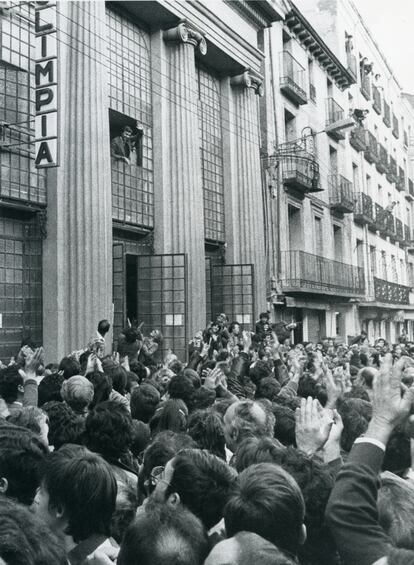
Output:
[295, 396, 334, 456]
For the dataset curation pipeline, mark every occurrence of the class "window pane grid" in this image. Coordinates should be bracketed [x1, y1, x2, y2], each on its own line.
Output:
[197, 66, 225, 241]
[107, 8, 154, 228]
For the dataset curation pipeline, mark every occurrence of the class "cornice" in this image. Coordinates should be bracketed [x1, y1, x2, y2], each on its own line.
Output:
[224, 0, 285, 29]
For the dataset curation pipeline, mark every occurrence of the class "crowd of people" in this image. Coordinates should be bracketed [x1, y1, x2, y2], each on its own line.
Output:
[2, 311, 414, 564]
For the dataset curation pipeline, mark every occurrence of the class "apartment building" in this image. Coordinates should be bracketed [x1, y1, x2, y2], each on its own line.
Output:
[261, 0, 414, 343]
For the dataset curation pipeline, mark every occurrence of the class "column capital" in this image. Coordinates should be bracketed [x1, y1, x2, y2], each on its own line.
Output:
[230, 70, 264, 96]
[163, 21, 207, 55]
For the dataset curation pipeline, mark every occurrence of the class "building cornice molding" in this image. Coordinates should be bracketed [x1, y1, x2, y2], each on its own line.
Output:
[224, 0, 286, 28]
[286, 1, 356, 91]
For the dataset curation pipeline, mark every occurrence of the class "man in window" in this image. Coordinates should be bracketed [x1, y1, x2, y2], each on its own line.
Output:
[111, 125, 138, 166]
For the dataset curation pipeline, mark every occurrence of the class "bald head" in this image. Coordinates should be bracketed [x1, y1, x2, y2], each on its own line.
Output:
[223, 400, 274, 452]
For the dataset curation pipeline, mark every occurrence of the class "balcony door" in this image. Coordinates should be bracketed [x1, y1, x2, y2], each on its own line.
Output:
[288, 205, 302, 250]
[333, 225, 343, 261]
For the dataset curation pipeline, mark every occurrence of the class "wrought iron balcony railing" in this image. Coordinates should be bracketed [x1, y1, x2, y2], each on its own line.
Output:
[374, 277, 410, 304]
[280, 51, 307, 105]
[386, 156, 398, 184]
[373, 204, 395, 238]
[329, 173, 354, 213]
[376, 144, 388, 174]
[395, 218, 404, 242]
[360, 73, 371, 100]
[280, 150, 321, 195]
[354, 192, 374, 226]
[364, 130, 378, 164]
[396, 167, 406, 192]
[392, 114, 400, 139]
[372, 85, 382, 114]
[281, 250, 365, 297]
[326, 98, 346, 141]
[402, 225, 412, 248]
[350, 126, 367, 152]
[383, 100, 391, 127]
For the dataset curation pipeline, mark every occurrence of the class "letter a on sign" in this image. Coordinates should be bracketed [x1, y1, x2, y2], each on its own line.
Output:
[35, 141, 53, 166]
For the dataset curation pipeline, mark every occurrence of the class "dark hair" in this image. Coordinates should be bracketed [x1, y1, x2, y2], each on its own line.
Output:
[0, 496, 67, 564]
[192, 386, 216, 410]
[234, 436, 284, 473]
[123, 327, 141, 344]
[249, 361, 273, 386]
[86, 370, 112, 408]
[344, 385, 370, 402]
[84, 401, 133, 460]
[130, 383, 160, 423]
[224, 462, 305, 555]
[58, 357, 81, 380]
[271, 403, 296, 446]
[339, 408, 369, 452]
[139, 431, 196, 498]
[383, 424, 411, 474]
[130, 420, 151, 458]
[168, 448, 236, 530]
[188, 409, 226, 460]
[117, 500, 209, 565]
[110, 481, 138, 544]
[149, 399, 188, 436]
[0, 423, 48, 505]
[40, 450, 117, 543]
[38, 372, 65, 406]
[168, 374, 196, 410]
[126, 371, 140, 393]
[0, 365, 23, 403]
[42, 401, 85, 450]
[98, 319, 111, 336]
[104, 364, 128, 396]
[255, 376, 281, 401]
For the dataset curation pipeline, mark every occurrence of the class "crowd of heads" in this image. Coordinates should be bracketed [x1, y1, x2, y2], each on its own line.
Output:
[1, 314, 414, 564]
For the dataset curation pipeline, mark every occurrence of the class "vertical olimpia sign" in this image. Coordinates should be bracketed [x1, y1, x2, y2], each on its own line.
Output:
[34, 1, 58, 168]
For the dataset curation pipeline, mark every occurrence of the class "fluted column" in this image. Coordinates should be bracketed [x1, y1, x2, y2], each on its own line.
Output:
[43, 1, 112, 360]
[227, 71, 267, 315]
[152, 23, 207, 337]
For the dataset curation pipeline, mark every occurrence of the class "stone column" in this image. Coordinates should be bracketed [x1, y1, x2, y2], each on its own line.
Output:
[42, 1, 112, 360]
[152, 23, 207, 338]
[226, 71, 267, 316]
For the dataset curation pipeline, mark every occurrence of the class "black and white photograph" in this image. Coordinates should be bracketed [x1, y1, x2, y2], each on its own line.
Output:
[1, 0, 414, 563]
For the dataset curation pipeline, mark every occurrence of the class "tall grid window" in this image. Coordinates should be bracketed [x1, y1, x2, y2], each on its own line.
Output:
[107, 8, 154, 228]
[0, 7, 46, 205]
[197, 65, 225, 242]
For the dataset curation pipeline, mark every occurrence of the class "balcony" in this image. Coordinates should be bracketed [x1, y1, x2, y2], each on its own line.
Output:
[386, 156, 398, 184]
[383, 100, 391, 127]
[349, 126, 367, 152]
[364, 130, 378, 164]
[325, 98, 346, 140]
[372, 85, 382, 114]
[392, 114, 400, 139]
[360, 73, 371, 100]
[354, 192, 374, 226]
[309, 83, 316, 103]
[329, 173, 354, 213]
[374, 277, 410, 305]
[280, 150, 321, 197]
[281, 250, 365, 297]
[396, 167, 406, 192]
[373, 204, 395, 238]
[347, 53, 358, 81]
[395, 218, 404, 242]
[376, 144, 388, 174]
[406, 179, 414, 202]
[402, 225, 412, 248]
[280, 51, 307, 106]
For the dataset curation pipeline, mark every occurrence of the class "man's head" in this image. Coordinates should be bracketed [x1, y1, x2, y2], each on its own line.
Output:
[131, 383, 160, 423]
[84, 401, 133, 461]
[58, 357, 81, 380]
[60, 375, 94, 415]
[224, 463, 306, 555]
[0, 423, 48, 505]
[223, 400, 275, 452]
[378, 471, 414, 550]
[32, 449, 117, 543]
[38, 372, 65, 406]
[42, 401, 85, 450]
[0, 365, 23, 404]
[188, 409, 226, 460]
[117, 500, 209, 565]
[121, 125, 133, 140]
[0, 496, 67, 565]
[7, 406, 49, 447]
[152, 448, 236, 530]
[98, 319, 111, 337]
[168, 373, 196, 410]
